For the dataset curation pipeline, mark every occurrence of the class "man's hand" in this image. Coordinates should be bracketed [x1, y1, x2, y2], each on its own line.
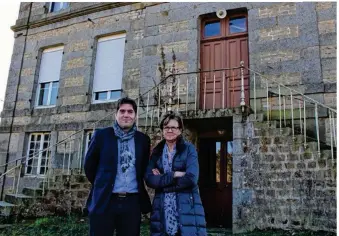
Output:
[174, 171, 186, 178]
[152, 168, 161, 175]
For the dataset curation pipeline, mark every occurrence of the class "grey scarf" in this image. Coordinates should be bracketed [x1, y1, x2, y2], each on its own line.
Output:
[113, 121, 136, 173]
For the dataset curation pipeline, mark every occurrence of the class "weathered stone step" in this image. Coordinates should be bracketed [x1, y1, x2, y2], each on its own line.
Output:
[254, 127, 292, 137]
[253, 120, 277, 129]
[0, 201, 15, 217]
[54, 174, 88, 183]
[22, 187, 43, 197]
[4, 194, 34, 205]
[38, 181, 91, 190]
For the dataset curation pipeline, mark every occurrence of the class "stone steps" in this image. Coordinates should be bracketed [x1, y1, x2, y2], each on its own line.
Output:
[4, 194, 35, 206]
[0, 201, 15, 217]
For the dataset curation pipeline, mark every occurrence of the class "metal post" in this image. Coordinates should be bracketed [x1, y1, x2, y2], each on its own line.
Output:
[177, 77, 180, 112]
[67, 139, 72, 175]
[232, 70, 235, 107]
[299, 100, 303, 134]
[195, 76, 197, 113]
[169, 76, 173, 111]
[63, 142, 66, 174]
[12, 168, 16, 194]
[253, 72, 256, 119]
[222, 71, 225, 109]
[136, 98, 140, 128]
[332, 111, 337, 147]
[150, 108, 154, 129]
[204, 74, 207, 110]
[146, 92, 150, 128]
[213, 73, 216, 111]
[240, 61, 245, 108]
[315, 104, 320, 157]
[290, 91, 294, 139]
[79, 131, 84, 173]
[283, 96, 286, 127]
[303, 100, 307, 148]
[330, 111, 334, 161]
[15, 165, 22, 196]
[158, 85, 161, 121]
[186, 78, 189, 116]
[278, 85, 282, 132]
[266, 80, 269, 124]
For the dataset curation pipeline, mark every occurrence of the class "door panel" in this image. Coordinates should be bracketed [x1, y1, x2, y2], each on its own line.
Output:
[199, 138, 233, 228]
[200, 41, 224, 109]
[226, 37, 249, 108]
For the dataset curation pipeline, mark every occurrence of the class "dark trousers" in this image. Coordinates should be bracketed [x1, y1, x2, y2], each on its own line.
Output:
[89, 194, 141, 236]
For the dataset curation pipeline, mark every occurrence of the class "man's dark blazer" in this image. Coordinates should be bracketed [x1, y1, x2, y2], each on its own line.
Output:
[84, 127, 152, 215]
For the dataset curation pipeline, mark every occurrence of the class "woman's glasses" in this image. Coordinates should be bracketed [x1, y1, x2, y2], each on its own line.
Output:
[164, 126, 179, 131]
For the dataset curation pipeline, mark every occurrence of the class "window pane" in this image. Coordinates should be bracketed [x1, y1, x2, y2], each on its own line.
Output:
[204, 21, 221, 37]
[216, 142, 221, 183]
[50, 82, 59, 105]
[38, 83, 50, 106]
[40, 167, 46, 175]
[27, 166, 32, 174]
[229, 17, 247, 34]
[51, 3, 61, 12]
[44, 134, 50, 141]
[110, 91, 121, 101]
[51, 2, 68, 12]
[95, 91, 108, 101]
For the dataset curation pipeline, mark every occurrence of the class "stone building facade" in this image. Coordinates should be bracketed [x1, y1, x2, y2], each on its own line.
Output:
[0, 2, 336, 233]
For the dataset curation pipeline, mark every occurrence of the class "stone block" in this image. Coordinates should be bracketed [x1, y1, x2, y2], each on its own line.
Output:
[318, 20, 336, 34]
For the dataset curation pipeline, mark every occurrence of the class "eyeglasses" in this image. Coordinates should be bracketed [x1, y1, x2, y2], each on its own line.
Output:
[163, 126, 180, 131]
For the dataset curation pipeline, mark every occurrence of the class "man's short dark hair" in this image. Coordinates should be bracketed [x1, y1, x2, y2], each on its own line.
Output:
[116, 97, 137, 113]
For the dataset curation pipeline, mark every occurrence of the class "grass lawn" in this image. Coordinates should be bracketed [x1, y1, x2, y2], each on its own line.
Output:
[0, 216, 335, 236]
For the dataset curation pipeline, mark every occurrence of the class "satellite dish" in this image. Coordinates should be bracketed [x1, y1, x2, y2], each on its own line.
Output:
[216, 9, 227, 19]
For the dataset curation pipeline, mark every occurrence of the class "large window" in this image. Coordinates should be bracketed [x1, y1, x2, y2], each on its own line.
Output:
[36, 46, 63, 107]
[50, 2, 69, 12]
[26, 133, 51, 176]
[92, 34, 126, 103]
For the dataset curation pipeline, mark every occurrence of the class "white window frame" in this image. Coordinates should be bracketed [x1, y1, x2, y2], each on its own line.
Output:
[35, 46, 63, 108]
[49, 2, 69, 13]
[92, 90, 122, 104]
[92, 34, 126, 104]
[35, 81, 59, 108]
[25, 132, 51, 176]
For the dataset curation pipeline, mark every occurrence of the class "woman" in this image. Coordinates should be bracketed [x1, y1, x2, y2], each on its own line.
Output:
[145, 112, 207, 236]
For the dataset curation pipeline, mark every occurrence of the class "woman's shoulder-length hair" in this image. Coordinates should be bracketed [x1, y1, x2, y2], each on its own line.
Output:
[159, 112, 184, 131]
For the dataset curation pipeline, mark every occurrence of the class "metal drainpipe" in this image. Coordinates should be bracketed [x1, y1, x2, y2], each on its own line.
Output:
[1, 2, 32, 200]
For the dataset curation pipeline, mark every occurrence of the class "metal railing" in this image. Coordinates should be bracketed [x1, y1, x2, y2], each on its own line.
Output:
[245, 65, 336, 162]
[0, 62, 336, 200]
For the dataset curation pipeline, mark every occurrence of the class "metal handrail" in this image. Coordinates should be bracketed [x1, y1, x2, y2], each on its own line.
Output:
[246, 67, 337, 114]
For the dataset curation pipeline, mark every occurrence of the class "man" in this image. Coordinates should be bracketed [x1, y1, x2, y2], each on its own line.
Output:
[84, 97, 152, 236]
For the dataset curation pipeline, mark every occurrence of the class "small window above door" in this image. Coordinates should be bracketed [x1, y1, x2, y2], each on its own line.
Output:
[229, 16, 247, 34]
[204, 21, 221, 37]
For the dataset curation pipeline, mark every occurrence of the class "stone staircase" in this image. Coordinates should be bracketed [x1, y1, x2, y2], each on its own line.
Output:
[0, 171, 91, 223]
[237, 114, 336, 232]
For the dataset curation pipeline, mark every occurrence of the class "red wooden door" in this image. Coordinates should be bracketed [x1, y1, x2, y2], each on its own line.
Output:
[200, 13, 249, 109]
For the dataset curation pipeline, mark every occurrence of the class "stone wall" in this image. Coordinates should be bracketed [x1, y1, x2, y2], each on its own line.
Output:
[232, 115, 336, 233]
